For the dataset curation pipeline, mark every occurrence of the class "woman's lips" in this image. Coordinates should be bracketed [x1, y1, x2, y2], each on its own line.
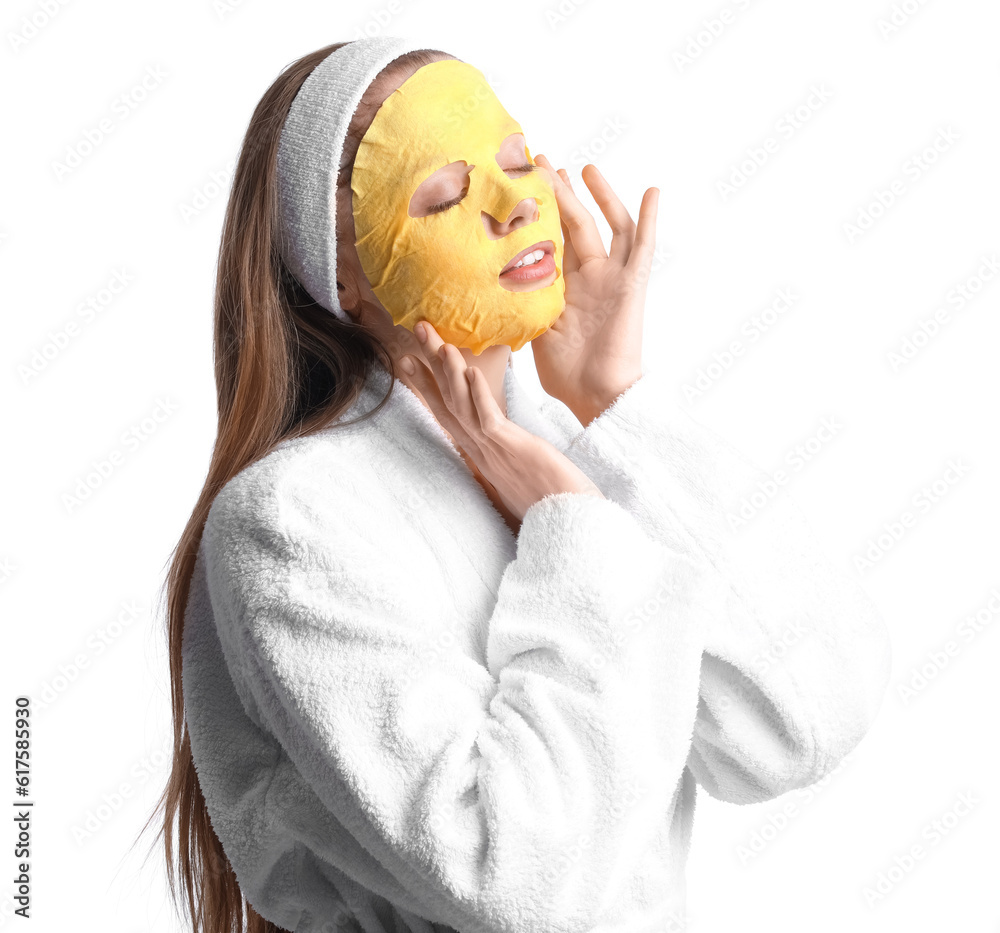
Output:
[498, 240, 555, 282]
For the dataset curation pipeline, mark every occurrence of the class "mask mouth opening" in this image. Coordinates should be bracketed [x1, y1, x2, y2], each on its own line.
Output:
[499, 239, 556, 276]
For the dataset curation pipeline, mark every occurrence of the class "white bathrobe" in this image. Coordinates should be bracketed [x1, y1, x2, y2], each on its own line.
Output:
[181, 356, 892, 933]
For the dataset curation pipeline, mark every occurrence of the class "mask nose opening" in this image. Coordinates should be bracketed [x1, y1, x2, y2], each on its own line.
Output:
[477, 162, 539, 230]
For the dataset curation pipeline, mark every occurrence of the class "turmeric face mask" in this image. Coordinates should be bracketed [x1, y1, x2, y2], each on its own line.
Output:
[350, 59, 565, 355]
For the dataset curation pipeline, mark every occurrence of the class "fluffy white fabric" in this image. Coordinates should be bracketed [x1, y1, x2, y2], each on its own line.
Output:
[181, 357, 892, 933]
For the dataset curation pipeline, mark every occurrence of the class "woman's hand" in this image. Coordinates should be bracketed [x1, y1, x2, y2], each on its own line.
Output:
[530, 154, 659, 427]
[396, 321, 604, 523]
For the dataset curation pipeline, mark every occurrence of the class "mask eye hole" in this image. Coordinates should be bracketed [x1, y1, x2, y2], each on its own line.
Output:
[410, 161, 473, 217]
[495, 132, 535, 179]
[428, 162, 536, 213]
[427, 193, 465, 214]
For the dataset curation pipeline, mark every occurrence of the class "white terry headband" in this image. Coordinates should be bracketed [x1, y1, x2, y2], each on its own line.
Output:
[276, 36, 431, 322]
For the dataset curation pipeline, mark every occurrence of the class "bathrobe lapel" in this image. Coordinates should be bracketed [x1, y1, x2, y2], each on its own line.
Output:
[307, 357, 585, 669]
[322, 355, 584, 557]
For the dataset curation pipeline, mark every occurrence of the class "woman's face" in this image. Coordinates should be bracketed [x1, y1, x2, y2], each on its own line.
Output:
[405, 131, 554, 299]
[345, 58, 566, 356]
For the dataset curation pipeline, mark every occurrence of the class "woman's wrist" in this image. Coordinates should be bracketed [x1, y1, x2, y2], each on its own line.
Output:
[568, 371, 643, 428]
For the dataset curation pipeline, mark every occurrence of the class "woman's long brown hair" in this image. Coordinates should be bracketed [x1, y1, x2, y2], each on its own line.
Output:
[131, 42, 448, 933]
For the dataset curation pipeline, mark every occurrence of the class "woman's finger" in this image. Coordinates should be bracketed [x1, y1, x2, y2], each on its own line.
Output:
[534, 153, 606, 266]
[401, 353, 479, 452]
[558, 218, 580, 278]
[623, 187, 659, 284]
[410, 321, 456, 408]
[398, 351, 447, 418]
[536, 159, 580, 277]
[579, 164, 637, 267]
[463, 364, 509, 445]
[551, 167, 580, 277]
[437, 343, 478, 430]
[407, 321, 496, 450]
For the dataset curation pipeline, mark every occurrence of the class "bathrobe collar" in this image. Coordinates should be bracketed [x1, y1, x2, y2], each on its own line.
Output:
[310, 355, 571, 554]
[325, 354, 571, 463]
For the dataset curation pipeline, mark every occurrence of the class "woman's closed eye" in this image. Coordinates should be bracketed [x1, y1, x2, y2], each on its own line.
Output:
[428, 163, 537, 214]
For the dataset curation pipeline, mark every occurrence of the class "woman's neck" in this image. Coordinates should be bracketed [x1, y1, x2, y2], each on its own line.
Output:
[459, 343, 511, 417]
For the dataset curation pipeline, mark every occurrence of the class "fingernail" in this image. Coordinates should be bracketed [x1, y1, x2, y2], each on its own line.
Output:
[415, 322, 427, 343]
[400, 356, 415, 374]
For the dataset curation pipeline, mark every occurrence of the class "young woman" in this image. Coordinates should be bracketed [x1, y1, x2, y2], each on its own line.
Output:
[143, 36, 892, 933]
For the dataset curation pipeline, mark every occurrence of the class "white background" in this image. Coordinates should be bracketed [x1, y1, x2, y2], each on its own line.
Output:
[2, 0, 998, 930]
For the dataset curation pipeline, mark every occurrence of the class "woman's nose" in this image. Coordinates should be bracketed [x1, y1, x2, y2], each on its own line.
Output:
[481, 197, 538, 240]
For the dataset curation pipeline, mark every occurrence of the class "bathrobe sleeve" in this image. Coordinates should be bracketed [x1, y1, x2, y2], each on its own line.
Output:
[542, 368, 892, 805]
[196, 479, 711, 933]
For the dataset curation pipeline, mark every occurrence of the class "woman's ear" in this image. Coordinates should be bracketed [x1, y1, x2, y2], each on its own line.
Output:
[335, 264, 363, 321]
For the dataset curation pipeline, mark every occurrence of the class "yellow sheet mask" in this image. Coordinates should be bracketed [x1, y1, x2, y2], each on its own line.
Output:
[350, 59, 565, 355]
